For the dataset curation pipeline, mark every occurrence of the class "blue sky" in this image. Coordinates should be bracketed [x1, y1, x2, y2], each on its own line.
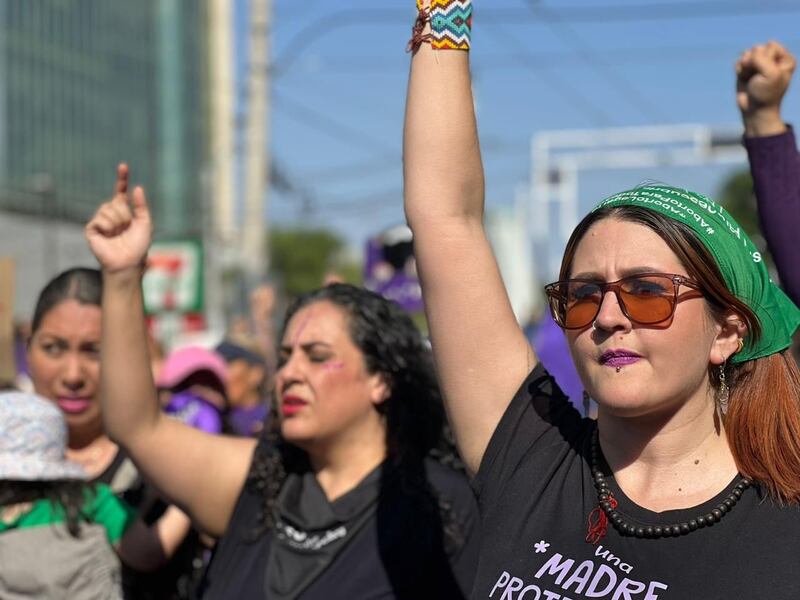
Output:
[235, 0, 800, 264]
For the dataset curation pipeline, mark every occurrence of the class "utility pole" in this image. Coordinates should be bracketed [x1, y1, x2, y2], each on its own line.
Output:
[208, 0, 235, 242]
[243, 0, 273, 288]
[206, 0, 235, 333]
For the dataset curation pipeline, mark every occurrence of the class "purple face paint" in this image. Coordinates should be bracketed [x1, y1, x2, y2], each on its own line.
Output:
[290, 308, 314, 348]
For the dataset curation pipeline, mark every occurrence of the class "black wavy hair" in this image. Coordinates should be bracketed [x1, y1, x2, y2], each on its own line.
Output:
[31, 267, 102, 334]
[0, 480, 96, 537]
[246, 283, 466, 551]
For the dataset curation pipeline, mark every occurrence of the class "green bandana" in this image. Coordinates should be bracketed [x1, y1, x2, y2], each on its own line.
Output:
[594, 185, 800, 363]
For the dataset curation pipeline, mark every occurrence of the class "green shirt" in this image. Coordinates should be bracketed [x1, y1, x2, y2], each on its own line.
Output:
[0, 482, 135, 543]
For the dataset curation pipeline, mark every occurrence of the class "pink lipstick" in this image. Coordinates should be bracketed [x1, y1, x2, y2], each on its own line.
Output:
[57, 397, 91, 414]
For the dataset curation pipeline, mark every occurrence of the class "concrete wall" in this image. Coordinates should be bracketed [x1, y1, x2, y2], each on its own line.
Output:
[0, 212, 95, 320]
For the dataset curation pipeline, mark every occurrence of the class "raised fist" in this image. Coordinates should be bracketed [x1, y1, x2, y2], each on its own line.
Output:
[736, 41, 796, 116]
[85, 163, 153, 273]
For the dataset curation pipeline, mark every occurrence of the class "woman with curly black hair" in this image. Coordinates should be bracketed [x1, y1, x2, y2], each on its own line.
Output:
[85, 165, 480, 599]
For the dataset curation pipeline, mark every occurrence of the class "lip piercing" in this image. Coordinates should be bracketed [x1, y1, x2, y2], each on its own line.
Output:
[615, 367, 622, 373]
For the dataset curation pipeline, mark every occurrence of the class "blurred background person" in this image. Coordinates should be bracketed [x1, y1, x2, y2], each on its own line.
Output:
[737, 40, 799, 305]
[26, 266, 203, 599]
[0, 391, 134, 599]
[737, 40, 799, 363]
[157, 346, 229, 436]
[215, 337, 269, 437]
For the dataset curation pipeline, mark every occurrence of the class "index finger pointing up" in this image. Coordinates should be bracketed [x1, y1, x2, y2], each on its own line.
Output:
[115, 163, 129, 197]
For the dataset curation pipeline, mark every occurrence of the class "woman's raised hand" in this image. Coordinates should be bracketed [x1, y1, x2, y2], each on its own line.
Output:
[736, 41, 795, 136]
[85, 163, 153, 273]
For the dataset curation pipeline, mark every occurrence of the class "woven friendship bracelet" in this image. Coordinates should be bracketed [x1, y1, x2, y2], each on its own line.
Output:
[408, 0, 472, 52]
[430, 0, 472, 50]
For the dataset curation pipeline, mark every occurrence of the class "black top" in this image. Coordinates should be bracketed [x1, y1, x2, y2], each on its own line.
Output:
[199, 443, 480, 599]
[95, 449, 208, 600]
[470, 364, 800, 599]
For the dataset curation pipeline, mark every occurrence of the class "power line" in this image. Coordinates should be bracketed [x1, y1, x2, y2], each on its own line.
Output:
[525, 1, 668, 123]
[275, 0, 324, 20]
[295, 40, 800, 73]
[312, 187, 404, 216]
[271, 3, 800, 74]
[271, 87, 400, 156]
[484, 23, 616, 126]
[292, 135, 525, 184]
[519, 1, 800, 23]
[293, 156, 400, 183]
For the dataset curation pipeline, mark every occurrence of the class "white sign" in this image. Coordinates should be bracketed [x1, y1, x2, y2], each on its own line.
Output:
[143, 241, 203, 313]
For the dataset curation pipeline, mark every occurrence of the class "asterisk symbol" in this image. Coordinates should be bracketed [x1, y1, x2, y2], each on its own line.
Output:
[534, 540, 550, 554]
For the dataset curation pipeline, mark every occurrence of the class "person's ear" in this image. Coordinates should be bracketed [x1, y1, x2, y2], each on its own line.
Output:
[709, 311, 747, 365]
[369, 373, 391, 406]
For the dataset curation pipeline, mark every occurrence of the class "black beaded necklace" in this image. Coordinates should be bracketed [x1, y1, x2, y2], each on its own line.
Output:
[586, 427, 753, 543]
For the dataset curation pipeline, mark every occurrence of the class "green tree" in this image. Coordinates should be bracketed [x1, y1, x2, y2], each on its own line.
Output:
[269, 228, 361, 297]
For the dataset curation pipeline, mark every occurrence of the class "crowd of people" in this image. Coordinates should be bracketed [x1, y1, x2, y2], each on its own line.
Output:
[1, 2, 799, 598]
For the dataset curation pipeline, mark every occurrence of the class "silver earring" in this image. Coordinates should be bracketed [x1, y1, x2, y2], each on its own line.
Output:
[717, 362, 729, 416]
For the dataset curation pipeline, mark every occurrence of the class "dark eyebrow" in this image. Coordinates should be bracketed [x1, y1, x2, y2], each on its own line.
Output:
[35, 334, 67, 344]
[569, 266, 672, 280]
[279, 341, 333, 353]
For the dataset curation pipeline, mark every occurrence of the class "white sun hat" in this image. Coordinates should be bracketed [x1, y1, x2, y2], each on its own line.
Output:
[0, 391, 87, 481]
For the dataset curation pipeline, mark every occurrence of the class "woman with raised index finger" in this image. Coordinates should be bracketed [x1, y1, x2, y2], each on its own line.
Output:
[404, 3, 800, 598]
[85, 165, 479, 599]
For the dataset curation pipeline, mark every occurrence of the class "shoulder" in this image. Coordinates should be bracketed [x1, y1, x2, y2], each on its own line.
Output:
[86, 482, 126, 509]
[233, 435, 282, 525]
[424, 459, 473, 498]
[93, 447, 141, 496]
[479, 363, 585, 467]
[85, 483, 136, 541]
[424, 458, 479, 522]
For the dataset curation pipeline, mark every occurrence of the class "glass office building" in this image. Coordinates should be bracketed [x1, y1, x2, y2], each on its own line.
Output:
[0, 1, 209, 238]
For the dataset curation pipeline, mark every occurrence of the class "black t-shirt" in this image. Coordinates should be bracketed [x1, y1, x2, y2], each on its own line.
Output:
[199, 447, 480, 599]
[470, 364, 800, 600]
[95, 449, 208, 600]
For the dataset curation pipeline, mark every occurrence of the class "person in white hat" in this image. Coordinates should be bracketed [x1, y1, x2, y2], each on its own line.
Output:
[0, 391, 135, 599]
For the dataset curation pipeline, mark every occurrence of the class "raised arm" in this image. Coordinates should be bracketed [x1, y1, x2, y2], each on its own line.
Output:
[403, 4, 535, 473]
[85, 164, 255, 537]
[736, 41, 800, 303]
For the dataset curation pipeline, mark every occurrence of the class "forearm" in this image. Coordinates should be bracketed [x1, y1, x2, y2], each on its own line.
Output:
[116, 506, 191, 572]
[401, 6, 535, 472]
[744, 127, 800, 303]
[100, 267, 161, 445]
[403, 35, 484, 229]
[742, 106, 787, 137]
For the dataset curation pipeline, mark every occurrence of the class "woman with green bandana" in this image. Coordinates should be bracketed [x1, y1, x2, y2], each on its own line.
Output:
[404, 3, 800, 597]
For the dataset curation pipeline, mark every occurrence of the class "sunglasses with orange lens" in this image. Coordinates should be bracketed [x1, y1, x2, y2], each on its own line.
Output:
[544, 273, 702, 330]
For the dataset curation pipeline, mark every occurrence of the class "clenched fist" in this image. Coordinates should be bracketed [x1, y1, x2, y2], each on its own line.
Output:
[736, 41, 795, 136]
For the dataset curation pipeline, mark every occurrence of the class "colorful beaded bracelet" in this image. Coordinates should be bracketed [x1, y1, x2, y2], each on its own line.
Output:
[408, 0, 472, 52]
